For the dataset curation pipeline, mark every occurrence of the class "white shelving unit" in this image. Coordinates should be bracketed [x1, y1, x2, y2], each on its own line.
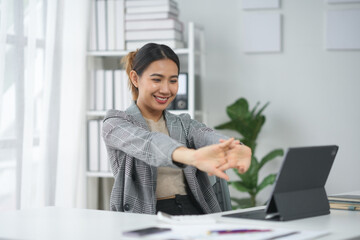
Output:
[85, 22, 205, 179]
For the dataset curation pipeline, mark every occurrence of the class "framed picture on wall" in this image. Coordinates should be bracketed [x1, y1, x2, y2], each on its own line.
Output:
[242, 13, 282, 53]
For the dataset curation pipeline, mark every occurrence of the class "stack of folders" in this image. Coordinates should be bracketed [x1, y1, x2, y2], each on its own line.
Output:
[328, 195, 360, 211]
[89, 0, 126, 51]
[88, 119, 110, 172]
[124, 0, 185, 50]
[88, 69, 133, 111]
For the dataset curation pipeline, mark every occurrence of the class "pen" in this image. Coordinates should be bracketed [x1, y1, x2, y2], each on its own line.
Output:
[208, 229, 272, 235]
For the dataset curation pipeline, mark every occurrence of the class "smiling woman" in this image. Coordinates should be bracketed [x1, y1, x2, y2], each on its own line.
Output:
[128, 57, 179, 121]
[101, 43, 252, 216]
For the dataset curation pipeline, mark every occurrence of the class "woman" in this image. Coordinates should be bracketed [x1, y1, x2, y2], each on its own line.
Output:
[102, 43, 251, 215]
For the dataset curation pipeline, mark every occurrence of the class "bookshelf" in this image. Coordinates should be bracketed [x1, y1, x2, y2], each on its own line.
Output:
[85, 22, 206, 180]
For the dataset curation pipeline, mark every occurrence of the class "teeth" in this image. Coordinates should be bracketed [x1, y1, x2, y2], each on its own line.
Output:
[156, 96, 168, 101]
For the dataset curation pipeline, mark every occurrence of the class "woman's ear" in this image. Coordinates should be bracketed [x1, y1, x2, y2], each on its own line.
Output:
[129, 70, 139, 88]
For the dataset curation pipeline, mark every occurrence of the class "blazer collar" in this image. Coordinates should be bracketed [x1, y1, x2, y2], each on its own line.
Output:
[125, 103, 176, 133]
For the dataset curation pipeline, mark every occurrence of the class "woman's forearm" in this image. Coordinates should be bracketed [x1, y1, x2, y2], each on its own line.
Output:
[172, 147, 196, 166]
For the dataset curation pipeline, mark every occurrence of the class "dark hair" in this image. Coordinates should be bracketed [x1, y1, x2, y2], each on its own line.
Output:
[122, 43, 180, 100]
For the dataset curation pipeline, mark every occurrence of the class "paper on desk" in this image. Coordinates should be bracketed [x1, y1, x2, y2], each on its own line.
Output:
[143, 223, 329, 240]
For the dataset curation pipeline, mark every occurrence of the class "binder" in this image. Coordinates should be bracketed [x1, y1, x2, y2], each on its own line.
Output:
[99, 120, 109, 172]
[95, 70, 105, 110]
[88, 120, 99, 171]
[105, 70, 114, 110]
[174, 73, 188, 110]
[107, 0, 116, 50]
[121, 70, 132, 109]
[96, 0, 107, 50]
[88, 0, 97, 51]
[115, 0, 125, 50]
[88, 70, 96, 110]
[114, 70, 123, 110]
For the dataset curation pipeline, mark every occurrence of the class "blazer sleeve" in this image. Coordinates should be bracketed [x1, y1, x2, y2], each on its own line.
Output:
[102, 110, 185, 168]
[180, 114, 231, 149]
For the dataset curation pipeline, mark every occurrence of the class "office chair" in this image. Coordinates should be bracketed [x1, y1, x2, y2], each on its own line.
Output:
[208, 176, 232, 211]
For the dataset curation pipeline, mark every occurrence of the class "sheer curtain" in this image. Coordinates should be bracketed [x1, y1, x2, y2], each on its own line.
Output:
[0, 0, 88, 210]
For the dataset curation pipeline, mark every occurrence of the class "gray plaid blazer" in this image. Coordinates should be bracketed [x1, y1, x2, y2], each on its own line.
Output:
[102, 104, 230, 215]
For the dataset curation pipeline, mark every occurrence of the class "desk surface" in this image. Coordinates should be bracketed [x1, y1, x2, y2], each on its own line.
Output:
[0, 206, 359, 240]
[0, 194, 359, 240]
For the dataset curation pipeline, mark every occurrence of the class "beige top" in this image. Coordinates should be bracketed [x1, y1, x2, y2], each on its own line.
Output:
[144, 115, 187, 199]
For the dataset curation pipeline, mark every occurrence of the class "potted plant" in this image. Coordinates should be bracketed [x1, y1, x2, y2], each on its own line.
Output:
[215, 98, 284, 209]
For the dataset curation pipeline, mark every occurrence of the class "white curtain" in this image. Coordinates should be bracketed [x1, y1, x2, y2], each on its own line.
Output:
[0, 0, 88, 210]
[55, 0, 88, 208]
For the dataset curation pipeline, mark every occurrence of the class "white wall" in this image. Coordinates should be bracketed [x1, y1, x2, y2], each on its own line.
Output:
[178, 0, 360, 204]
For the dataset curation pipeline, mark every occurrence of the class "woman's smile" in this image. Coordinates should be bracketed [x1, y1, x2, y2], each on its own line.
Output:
[154, 95, 170, 104]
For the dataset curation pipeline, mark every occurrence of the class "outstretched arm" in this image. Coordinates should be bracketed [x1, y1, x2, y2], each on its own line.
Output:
[172, 138, 235, 181]
[103, 111, 184, 168]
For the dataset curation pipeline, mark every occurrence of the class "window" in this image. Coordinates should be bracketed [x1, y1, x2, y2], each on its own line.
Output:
[0, 0, 46, 210]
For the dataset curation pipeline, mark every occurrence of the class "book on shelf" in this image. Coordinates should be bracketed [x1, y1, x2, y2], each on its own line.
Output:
[125, 18, 183, 31]
[126, 4, 179, 15]
[125, 29, 182, 41]
[126, 39, 184, 50]
[125, 0, 177, 8]
[125, 12, 177, 21]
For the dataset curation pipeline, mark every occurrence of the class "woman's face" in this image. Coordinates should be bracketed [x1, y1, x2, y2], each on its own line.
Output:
[132, 59, 179, 120]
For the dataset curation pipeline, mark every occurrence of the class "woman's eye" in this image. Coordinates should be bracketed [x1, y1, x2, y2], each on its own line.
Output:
[170, 79, 178, 83]
[152, 79, 161, 82]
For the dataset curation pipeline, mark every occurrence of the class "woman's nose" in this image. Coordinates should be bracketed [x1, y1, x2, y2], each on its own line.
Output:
[159, 81, 170, 93]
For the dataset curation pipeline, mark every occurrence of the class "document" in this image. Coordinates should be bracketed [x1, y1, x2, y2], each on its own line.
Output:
[139, 223, 329, 240]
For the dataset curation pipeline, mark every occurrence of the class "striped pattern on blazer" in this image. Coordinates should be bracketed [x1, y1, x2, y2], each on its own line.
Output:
[102, 104, 230, 214]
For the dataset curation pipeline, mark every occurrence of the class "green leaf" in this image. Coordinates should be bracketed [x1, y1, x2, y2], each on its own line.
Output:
[255, 102, 270, 118]
[214, 121, 237, 131]
[229, 181, 252, 192]
[256, 174, 277, 194]
[258, 149, 284, 170]
[249, 102, 260, 118]
[226, 98, 249, 120]
[246, 156, 259, 186]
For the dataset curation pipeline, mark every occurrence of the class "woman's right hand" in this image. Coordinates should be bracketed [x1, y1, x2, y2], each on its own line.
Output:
[172, 138, 235, 181]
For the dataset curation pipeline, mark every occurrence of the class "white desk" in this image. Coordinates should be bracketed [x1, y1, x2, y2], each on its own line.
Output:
[0, 205, 359, 240]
